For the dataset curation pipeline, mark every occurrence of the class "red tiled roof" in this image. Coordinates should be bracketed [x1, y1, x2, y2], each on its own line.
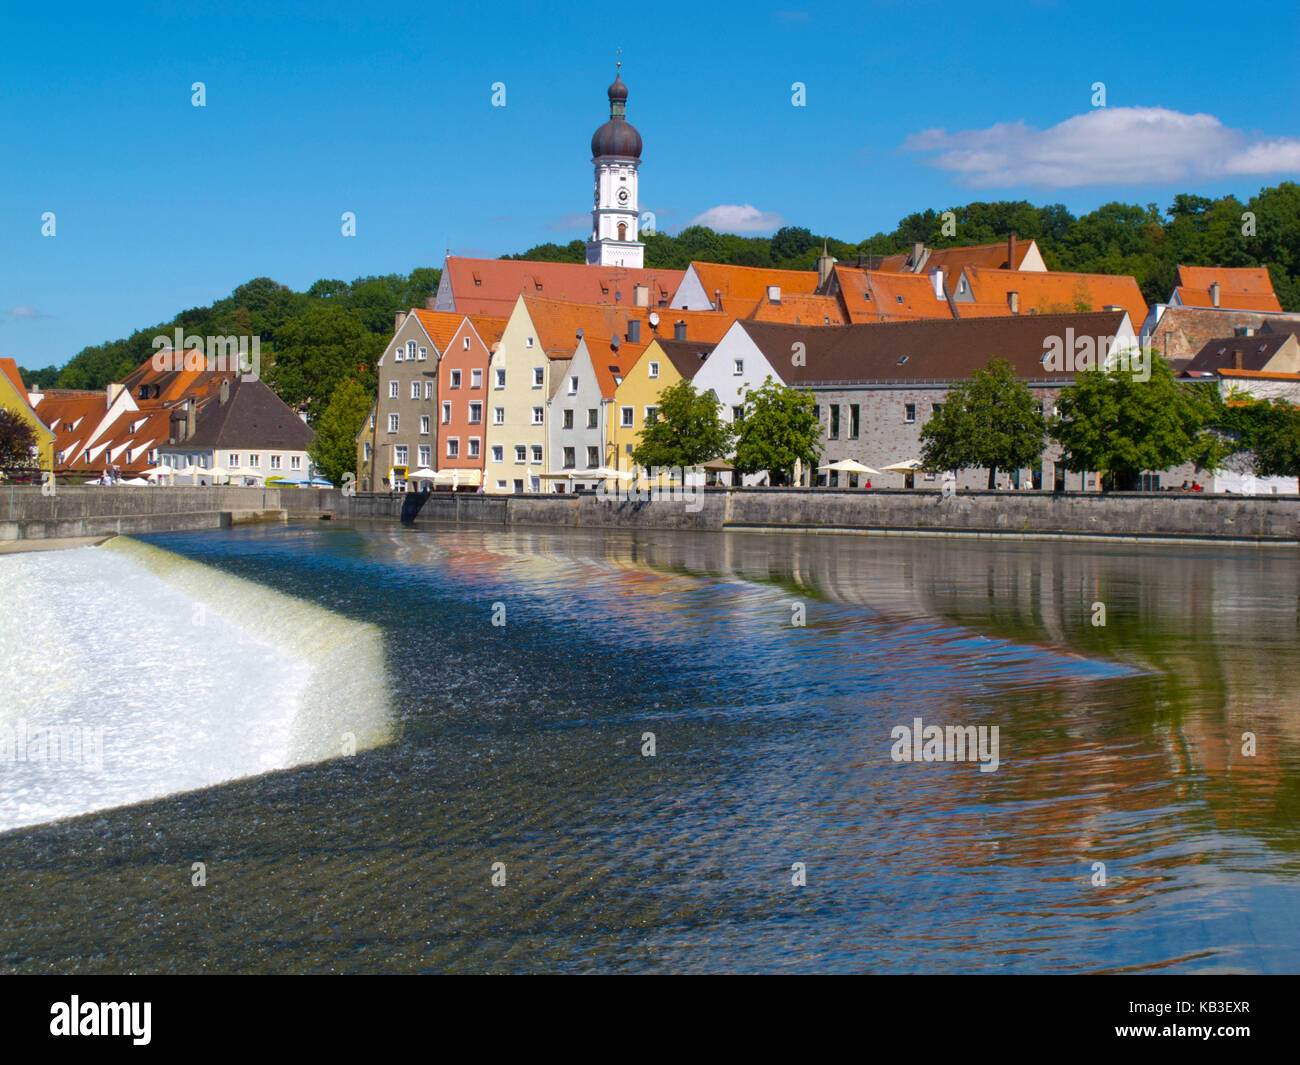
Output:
[520, 296, 731, 359]
[832, 267, 953, 323]
[442, 256, 685, 316]
[0, 358, 26, 394]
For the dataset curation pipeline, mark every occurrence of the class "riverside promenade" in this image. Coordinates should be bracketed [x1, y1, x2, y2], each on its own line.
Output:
[4, 484, 1299, 546]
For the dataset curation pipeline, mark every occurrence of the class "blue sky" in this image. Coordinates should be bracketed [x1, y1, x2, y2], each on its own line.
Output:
[2, 0, 1297, 371]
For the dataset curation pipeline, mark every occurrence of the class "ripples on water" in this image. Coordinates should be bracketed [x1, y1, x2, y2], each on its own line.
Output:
[1, 521, 1297, 974]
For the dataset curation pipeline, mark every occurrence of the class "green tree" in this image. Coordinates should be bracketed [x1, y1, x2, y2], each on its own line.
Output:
[308, 378, 372, 487]
[631, 378, 734, 470]
[266, 306, 378, 424]
[733, 376, 821, 486]
[0, 409, 39, 471]
[1244, 400, 1300, 478]
[1052, 357, 1219, 490]
[920, 358, 1046, 488]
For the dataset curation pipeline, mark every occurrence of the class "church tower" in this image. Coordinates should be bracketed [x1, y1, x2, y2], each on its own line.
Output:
[586, 65, 644, 268]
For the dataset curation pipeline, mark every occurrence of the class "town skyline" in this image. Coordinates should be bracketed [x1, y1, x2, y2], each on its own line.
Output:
[3, 0, 1298, 368]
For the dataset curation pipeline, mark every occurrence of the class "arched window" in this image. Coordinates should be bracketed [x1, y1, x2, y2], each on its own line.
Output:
[617, 222, 627, 241]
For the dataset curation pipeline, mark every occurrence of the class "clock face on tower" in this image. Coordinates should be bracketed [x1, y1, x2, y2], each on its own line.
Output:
[617, 187, 629, 205]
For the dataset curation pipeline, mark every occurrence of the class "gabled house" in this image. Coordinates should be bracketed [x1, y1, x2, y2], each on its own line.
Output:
[436, 314, 507, 488]
[610, 337, 716, 476]
[368, 308, 452, 491]
[825, 266, 955, 323]
[0, 359, 54, 472]
[867, 235, 1046, 276]
[952, 266, 1148, 327]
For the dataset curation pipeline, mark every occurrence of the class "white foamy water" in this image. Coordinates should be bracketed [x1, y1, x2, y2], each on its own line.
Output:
[0, 537, 392, 832]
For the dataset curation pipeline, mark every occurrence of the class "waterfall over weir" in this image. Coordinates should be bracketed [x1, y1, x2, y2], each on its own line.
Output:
[0, 537, 392, 833]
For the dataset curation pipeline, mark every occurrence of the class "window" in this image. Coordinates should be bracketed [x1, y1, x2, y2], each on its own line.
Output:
[471, 369, 482, 388]
[648, 361, 659, 378]
[463, 336, 471, 350]
[533, 366, 544, 387]
[494, 368, 505, 389]
[526, 337, 535, 349]
[621, 406, 634, 428]
[563, 409, 574, 429]
[249, 453, 260, 468]
[514, 445, 527, 463]
[493, 406, 504, 425]
[733, 359, 744, 375]
[904, 403, 916, 423]
[731, 405, 743, 423]
[394, 446, 407, 466]
[469, 438, 480, 458]
[491, 445, 504, 463]
[850, 404, 860, 439]
[446, 438, 460, 458]
[418, 445, 431, 466]
[441, 402, 451, 424]
[532, 406, 544, 425]
[587, 408, 598, 429]
[586, 446, 599, 468]
[530, 445, 543, 464]
[497, 480, 508, 490]
[644, 405, 659, 425]
[418, 346, 427, 361]
[389, 380, 399, 399]
[420, 415, 430, 435]
[563, 447, 575, 468]
[363, 442, 372, 460]
[388, 414, 399, 433]
[290, 456, 301, 470]
[450, 369, 462, 389]
[830, 406, 840, 439]
[394, 346, 403, 362]
[407, 341, 416, 360]
[369, 413, 375, 429]
[569, 375, 579, 394]
[425, 382, 433, 400]
[468, 402, 482, 424]
[230, 453, 240, 468]
[411, 381, 421, 400]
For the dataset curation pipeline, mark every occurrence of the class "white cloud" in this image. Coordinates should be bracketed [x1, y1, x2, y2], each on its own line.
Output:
[902, 106, 1300, 188]
[688, 204, 785, 233]
[9, 306, 50, 320]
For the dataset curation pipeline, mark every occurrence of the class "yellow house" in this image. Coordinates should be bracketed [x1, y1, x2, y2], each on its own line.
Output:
[0, 358, 54, 471]
[610, 337, 718, 480]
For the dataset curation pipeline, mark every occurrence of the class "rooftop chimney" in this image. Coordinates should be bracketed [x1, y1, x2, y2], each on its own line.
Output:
[425, 297, 436, 310]
[816, 238, 835, 289]
[767, 285, 781, 304]
[186, 399, 197, 440]
[628, 319, 641, 343]
[714, 289, 722, 310]
[1210, 281, 1221, 308]
[395, 310, 406, 332]
[674, 320, 687, 341]
[1007, 233, 1017, 269]
[1008, 290, 1020, 315]
[633, 283, 649, 307]
[911, 242, 924, 272]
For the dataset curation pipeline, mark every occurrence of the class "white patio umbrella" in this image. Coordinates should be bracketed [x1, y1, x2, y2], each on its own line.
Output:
[817, 459, 881, 476]
[881, 459, 924, 474]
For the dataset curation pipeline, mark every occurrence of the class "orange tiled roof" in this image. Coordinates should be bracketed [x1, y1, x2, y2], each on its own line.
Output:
[1, 357, 26, 394]
[467, 315, 509, 347]
[408, 309, 467, 352]
[874, 239, 1037, 274]
[1173, 266, 1282, 312]
[442, 256, 685, 316]
[832, 267, 953, 323]
[960, 267, 1147, 327]
[686, 262, 820, 303]
[520, 296, 731, 359]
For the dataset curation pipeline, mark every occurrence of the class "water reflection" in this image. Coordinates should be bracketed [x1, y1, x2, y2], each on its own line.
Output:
[0, 521, 1295, 974]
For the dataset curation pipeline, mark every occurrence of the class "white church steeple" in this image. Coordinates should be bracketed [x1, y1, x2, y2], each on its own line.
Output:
[586, 64, 644, 269]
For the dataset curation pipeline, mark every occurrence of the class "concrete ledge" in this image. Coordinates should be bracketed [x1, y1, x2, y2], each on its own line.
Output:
[0, 511, 232, 541]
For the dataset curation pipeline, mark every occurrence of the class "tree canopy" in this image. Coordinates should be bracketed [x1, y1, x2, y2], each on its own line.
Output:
[733, 377, 821, 486]
[630, 378, 734, 471]
[919, 358, 1047, 488]
[309, 378, 373, 486]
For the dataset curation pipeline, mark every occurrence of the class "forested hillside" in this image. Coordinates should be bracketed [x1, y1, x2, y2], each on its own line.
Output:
[24, 183, 1300, 406]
